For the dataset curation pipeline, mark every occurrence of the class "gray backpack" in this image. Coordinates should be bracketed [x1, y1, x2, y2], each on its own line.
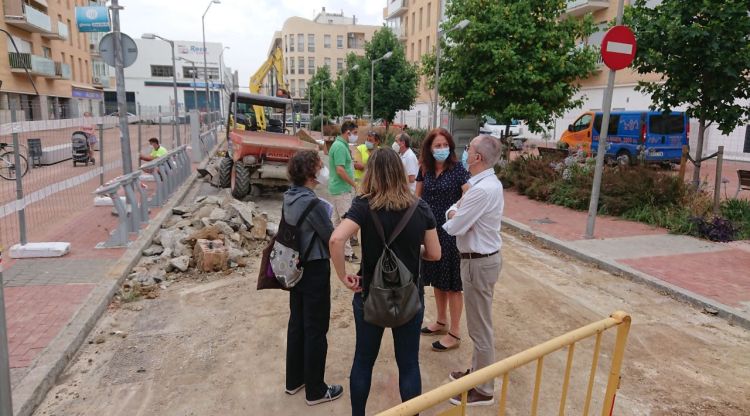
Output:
[269, 199, 320, 289]
[364, 201, 421, 328]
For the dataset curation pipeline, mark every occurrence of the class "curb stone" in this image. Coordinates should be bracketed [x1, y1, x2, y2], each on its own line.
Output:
[12, 140, 224, 416]
[502, 218, 750, 331]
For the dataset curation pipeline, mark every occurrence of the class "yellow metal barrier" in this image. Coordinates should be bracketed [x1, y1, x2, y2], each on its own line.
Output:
[377, 311, 632, 416]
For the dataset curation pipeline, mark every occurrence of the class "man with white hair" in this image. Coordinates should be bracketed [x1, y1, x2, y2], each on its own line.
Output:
[442, 134, 504, 406]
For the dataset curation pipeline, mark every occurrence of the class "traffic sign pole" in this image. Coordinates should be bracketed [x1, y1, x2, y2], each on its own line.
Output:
[110, 0, 133, 175]
[585, 0, 627, 239]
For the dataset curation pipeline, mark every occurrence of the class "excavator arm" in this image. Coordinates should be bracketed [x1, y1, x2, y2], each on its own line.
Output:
[248, 47, 288, 131]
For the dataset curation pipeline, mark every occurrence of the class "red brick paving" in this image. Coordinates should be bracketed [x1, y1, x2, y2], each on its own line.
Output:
[620, 250, 750, 309]
[4, 284, 95, 368]
[504, 191, 667, 241]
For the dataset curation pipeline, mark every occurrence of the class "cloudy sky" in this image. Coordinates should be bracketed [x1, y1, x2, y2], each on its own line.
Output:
[119, 0, 385, 87]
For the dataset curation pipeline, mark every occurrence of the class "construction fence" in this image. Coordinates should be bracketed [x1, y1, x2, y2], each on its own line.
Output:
[0, 102, 221, 250]
[378, 311, 632, 416]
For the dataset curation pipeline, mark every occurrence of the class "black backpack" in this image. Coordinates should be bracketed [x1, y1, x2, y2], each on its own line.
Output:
[364, 201, 421, 328]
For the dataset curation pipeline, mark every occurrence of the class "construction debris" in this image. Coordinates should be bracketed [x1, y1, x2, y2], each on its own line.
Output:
[118, 189, 277, 301]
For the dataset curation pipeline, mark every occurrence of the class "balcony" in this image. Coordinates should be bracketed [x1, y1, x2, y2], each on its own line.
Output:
[386, 0, 408, 19]
[55, 62, 71, 80]
[42, 20, 69, 40]
[8, 52, 56, 78]
[398, 26, 408, 41]
[3, 1, 53, 34]
[565, 0, 610, 17]
[347, 32, 366, 49]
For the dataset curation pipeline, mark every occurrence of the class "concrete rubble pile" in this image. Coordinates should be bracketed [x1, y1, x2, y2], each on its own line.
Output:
[120, 189, 279, 299]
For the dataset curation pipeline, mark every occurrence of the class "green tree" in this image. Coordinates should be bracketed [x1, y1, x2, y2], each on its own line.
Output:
[626, 0, 750, 187]
[307, 65, 338, 118]
[334, 53, 369, 117]
[425, 0, 598, 133]
[361, 27, 418, 126]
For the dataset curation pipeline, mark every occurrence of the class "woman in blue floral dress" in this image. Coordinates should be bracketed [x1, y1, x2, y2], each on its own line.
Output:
[416, 128, 471, 351]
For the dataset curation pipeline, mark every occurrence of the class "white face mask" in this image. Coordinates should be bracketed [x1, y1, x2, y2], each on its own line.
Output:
[315, 166, 329, 185]
[392, 142, 401, 152]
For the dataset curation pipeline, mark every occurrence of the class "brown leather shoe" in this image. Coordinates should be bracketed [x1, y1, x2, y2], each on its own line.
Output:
[449, 388, 494, 406]
[448, 368, 471, 381]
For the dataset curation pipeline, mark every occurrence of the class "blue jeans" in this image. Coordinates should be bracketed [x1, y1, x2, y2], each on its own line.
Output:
[350, 292, 424, 416]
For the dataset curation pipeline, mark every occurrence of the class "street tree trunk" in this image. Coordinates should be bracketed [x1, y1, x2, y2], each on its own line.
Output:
[691, 118, 707, 189]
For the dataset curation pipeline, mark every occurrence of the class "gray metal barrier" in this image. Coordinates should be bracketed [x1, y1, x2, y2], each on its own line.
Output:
[190, 110, 221, 162]
[93, 145, 191, 248]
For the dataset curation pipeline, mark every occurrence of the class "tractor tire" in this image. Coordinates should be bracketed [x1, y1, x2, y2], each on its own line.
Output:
[231, 162, 251, 199]
[218, 156, 233, 188]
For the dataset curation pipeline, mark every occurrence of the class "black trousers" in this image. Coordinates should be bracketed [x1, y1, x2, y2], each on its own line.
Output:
[286, 259, 331, 400]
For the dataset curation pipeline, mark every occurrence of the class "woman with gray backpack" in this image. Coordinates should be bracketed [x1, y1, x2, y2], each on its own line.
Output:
[329, 148, 441, 415]
[282, 150, 344, 406]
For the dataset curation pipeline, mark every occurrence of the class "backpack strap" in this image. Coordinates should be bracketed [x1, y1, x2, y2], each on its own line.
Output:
[369, 200, 419, 248]
[297, 198, 321, 263]
[296, 198, 321, 228]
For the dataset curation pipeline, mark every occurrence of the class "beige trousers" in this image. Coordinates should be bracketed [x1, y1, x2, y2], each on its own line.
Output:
[329, 191, 353, 257]
[461, 252, 502, 396]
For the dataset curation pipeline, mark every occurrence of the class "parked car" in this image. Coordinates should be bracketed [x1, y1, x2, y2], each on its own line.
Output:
[107, 111, 136, 118]
[559, 110, 689, 165]
[480, 116, 525, 137]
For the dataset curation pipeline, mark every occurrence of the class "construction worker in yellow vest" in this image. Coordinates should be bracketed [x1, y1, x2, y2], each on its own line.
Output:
[353, 130, 381, 183]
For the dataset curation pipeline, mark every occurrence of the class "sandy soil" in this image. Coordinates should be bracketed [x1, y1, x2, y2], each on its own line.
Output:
[32, 193, 750, 416]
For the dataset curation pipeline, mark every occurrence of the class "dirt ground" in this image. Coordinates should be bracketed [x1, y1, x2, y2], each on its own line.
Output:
[32, 191, 750, 416]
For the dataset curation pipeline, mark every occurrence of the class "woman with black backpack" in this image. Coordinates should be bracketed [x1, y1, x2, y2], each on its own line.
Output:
[283, 150, 343, 406]
[329, 148, 441, 416]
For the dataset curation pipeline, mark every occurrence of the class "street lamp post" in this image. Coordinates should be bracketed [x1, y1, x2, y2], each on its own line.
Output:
[142, 33, 182, 146]
[312, 79, 325, 139]
[219, 46, 230, 120]
[370, 51, 393, 126]
[433, 19, 470, 129]
[202, 0, 221, 112]
[342, 64, 359, 118]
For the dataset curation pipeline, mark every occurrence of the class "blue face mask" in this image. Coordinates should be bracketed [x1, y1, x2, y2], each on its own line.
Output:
[461, 150, 469, 169]
[365, 141, 374, 150]
[433, 148, 450, 162]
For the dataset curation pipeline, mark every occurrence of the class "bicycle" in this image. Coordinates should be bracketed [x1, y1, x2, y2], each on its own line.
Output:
[0, 142, 29, 180]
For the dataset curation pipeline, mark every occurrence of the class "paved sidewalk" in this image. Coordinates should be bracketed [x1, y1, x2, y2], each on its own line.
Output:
[3, 204, 125, 383]
[503, 190, 750, 327]
[1, 160, 201, 416]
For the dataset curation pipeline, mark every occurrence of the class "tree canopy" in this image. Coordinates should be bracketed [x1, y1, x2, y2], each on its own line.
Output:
[362, 27, 418, 123]
[307, 65, 339, 118]
[426, 0, 598, 132]
[626, 0, 750, 185]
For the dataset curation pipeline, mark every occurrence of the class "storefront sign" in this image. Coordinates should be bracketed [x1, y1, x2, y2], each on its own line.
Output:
[72, 88, 104, 100]
[75, 6, 111, 33]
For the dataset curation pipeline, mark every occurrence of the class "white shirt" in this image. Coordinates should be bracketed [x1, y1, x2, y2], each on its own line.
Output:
[400, 148, 419, 193]
[443, 168, 504, 254]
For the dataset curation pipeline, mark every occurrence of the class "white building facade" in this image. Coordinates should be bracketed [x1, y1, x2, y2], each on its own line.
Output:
[105, 38, 232, 116]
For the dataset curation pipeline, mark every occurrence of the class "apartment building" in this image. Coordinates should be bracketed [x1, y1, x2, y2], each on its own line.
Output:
[384, 0, 443, 128]
[1, 0, 102, 121]
[269, 8, 379, 100]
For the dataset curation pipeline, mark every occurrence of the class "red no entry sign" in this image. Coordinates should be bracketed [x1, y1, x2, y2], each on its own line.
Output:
[601, 25, 637, 71]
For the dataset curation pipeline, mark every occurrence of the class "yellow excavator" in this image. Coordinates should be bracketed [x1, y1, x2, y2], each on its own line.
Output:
[246, 46, 290, 132]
